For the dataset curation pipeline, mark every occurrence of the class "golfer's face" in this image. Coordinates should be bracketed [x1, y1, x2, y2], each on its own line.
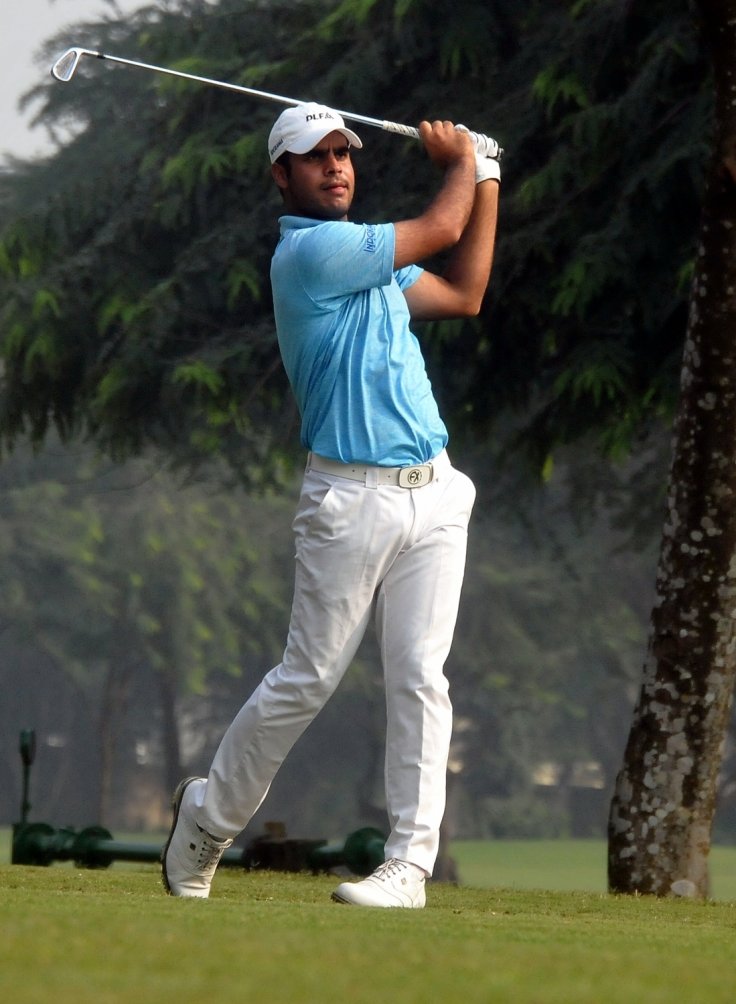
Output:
[282, 131, 355, 220]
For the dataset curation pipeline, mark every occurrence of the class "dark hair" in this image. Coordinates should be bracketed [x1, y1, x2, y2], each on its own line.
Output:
[275, 151, 292, 176]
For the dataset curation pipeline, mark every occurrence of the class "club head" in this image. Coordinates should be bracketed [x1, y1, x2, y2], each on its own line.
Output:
[51, 47, 98, 82]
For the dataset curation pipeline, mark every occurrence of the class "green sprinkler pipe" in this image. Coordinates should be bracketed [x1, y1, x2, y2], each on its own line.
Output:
[12, 821, 385, 874]
[11, 821, 251, 868]
[11, 730, 386, 876]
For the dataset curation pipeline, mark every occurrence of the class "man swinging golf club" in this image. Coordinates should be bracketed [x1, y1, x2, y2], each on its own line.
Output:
[162, 101, 500, 908]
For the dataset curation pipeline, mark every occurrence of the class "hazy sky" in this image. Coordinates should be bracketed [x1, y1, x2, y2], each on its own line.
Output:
[1, 0, 144, 165]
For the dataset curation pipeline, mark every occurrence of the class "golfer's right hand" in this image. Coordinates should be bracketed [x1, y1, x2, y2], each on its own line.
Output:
[418, 120, 474, 171]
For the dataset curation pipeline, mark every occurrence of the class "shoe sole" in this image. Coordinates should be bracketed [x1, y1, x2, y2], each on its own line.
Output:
[330, 890, 425, 908]
[161, 776, 202, 895]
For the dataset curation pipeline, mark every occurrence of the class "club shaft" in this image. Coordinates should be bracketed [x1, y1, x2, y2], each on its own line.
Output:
[87, 51, 420, 139]
[54, 47, 501, 154]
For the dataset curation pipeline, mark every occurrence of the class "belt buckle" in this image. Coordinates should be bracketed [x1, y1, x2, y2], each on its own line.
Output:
[398, 463, 432, 489]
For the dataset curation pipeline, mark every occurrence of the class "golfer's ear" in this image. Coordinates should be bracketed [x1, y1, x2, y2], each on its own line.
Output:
[271, 162, 289, 190]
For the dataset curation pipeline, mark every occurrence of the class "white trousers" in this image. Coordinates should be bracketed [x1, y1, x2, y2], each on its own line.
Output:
[196, 449, 475, 875]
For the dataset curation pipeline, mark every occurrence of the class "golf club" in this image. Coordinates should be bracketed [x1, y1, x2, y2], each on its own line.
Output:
[50, 46, 502, 159]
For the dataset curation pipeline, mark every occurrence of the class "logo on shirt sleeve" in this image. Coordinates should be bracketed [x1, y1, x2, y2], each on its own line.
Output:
[364, 225, 378, 254]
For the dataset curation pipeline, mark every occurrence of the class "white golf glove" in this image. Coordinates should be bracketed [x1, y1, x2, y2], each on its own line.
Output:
[474, 152, 501, 184]
[456, 124, 502, 184]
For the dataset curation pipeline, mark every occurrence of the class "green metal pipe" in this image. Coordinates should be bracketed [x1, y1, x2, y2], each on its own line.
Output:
[12, 820, 384, 875]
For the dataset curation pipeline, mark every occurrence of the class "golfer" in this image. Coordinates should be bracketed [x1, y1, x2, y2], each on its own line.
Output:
[162, 102, 500, 907]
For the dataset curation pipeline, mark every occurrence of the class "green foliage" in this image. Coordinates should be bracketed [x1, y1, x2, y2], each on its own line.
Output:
[315, 0, 384, 37]
[0, 0, 305, 481]
[0, 445, 289, 685]
[552, 341, 632, 408]
[0, 0, 721, 842]
[172, 359, 226, 395]
[0, 439, 296, 823]
[0, 0, 711, 486]
[0, 433, 665, 839]
[465, 0, 709, 470]
[532, 65, 591, 116]
[443, 455, 659, 836]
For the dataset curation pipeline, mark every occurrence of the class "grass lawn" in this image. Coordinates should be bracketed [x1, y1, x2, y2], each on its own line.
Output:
[1, 833, 735, 1003]
[1, 864, 735, 1004]
[450, 839, 736, 902]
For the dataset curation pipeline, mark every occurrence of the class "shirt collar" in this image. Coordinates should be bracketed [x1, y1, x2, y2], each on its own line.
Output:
[279, 215, 329, 235]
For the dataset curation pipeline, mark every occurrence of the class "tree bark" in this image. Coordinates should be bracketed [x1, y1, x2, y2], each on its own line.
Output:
[608, 0, 736, 897]
[96, 602, 136, 825]
[158, 664, 183, 800]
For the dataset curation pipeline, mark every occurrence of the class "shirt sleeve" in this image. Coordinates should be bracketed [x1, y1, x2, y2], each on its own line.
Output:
[394, 263, 424, 291]
[294, 221, 395, 302]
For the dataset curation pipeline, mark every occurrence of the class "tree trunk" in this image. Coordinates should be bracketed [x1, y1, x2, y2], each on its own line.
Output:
[158, 665, 183, 799]
[97, 660, 134, 824]
[608, 0, 736, 897]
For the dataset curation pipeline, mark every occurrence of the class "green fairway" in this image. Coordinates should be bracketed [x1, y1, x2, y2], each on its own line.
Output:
[450, 839, 736, 902]
[1, 864, 735, 1004]
[3, 829, 736, 897]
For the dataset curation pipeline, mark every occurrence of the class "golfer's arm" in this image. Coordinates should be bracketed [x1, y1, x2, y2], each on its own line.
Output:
[393, 156, 476, 269]
[403, 179, 499, 321]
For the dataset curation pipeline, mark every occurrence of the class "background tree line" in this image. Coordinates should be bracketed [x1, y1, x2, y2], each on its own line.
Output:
[0, 438, 679, 844]
[0, 0, 707, 481]
[2, 0, 736, 892]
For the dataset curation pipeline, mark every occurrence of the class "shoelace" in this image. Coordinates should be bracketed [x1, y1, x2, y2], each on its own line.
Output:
[195, 829, 229, 872]
[372, 858, 409, 882]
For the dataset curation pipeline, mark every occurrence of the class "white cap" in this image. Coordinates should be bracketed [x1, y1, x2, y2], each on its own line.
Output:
[268, 102, 363, 164]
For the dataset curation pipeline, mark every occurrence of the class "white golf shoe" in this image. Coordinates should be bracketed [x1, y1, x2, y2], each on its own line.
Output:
[331, 858, 427, 908]
[161, 776, 232, 897]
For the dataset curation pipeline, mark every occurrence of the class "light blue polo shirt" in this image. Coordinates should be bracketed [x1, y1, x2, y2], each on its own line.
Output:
[270, 215, 449, 466]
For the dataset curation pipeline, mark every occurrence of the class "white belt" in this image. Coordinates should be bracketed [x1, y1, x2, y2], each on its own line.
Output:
[307, 452, 444, 489]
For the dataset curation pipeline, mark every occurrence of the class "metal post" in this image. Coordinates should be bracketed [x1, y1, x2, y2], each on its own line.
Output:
[19, 729, 36, 824]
